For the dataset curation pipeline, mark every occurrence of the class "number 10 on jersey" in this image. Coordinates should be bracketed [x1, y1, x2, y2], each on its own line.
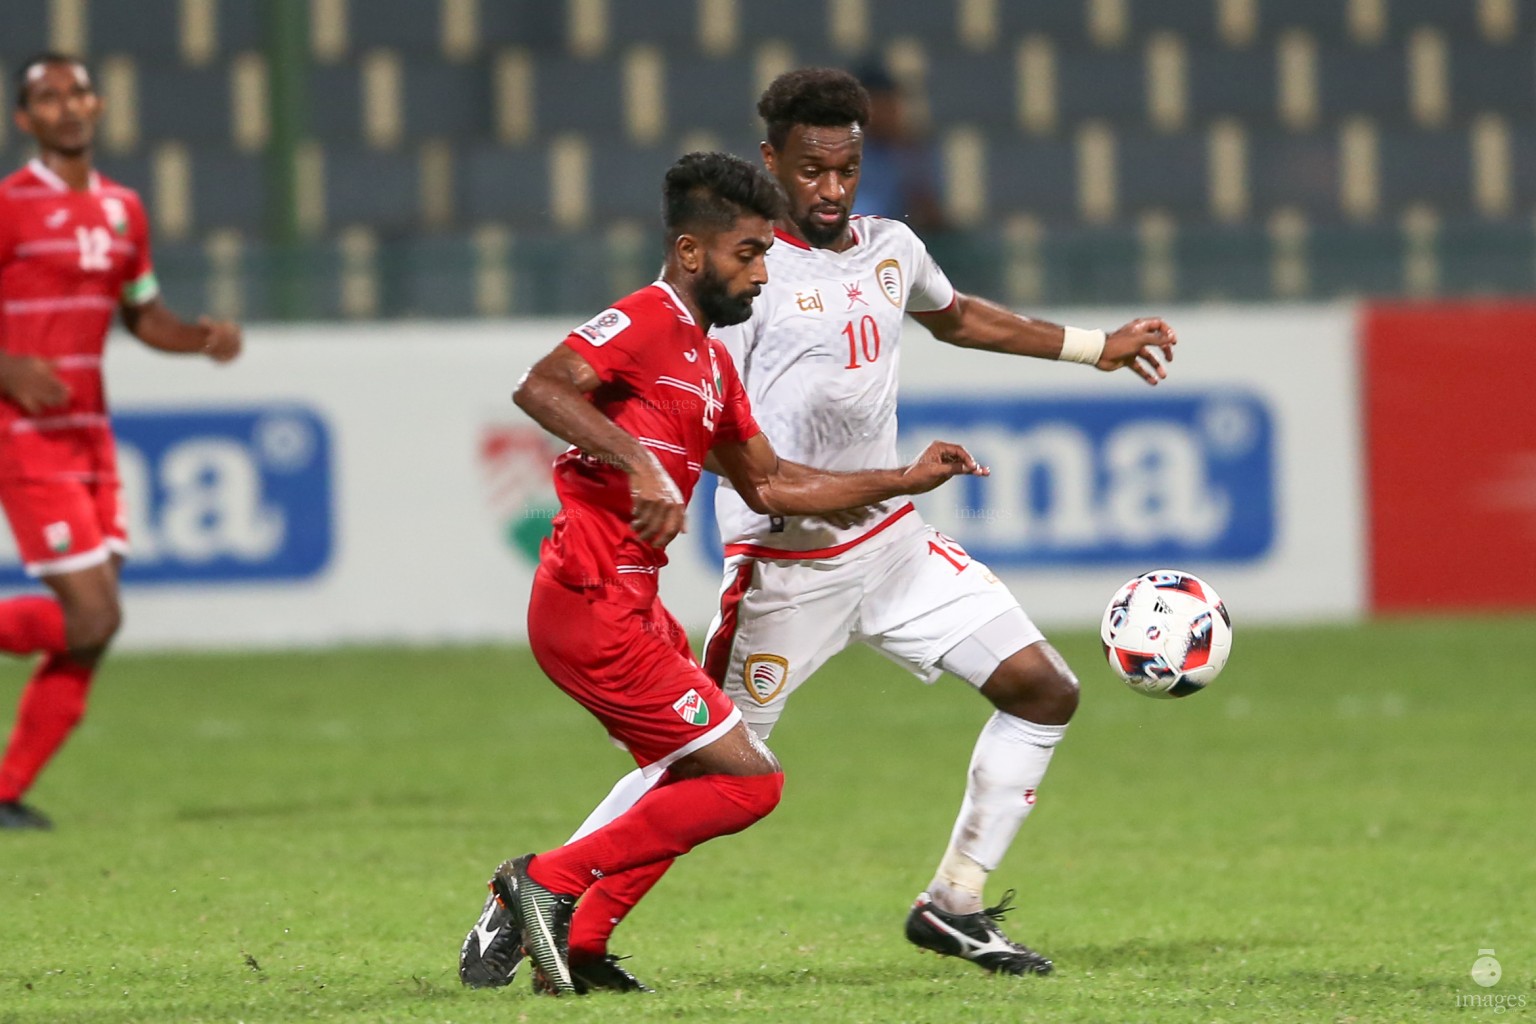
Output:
[842, 315, 882, 369]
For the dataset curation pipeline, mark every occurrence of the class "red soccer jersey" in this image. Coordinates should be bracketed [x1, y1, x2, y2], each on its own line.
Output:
[542, 281, 760, 603]
[0, 159, 157, 479]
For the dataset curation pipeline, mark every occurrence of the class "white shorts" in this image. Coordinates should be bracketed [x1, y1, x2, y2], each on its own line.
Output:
[701, 522, 1044, 737]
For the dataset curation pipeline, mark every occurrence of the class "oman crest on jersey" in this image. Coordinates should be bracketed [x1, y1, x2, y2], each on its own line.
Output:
[478, 424, 562, 564]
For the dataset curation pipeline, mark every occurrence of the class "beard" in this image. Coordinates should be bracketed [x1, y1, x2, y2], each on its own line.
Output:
[695, 261, 756, 326]
[795, 205, 849, 247]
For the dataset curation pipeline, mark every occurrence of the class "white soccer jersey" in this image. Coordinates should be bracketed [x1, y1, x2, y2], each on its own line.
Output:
[712, 216, 956, 558]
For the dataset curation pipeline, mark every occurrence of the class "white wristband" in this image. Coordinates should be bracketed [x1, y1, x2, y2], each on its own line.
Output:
[1059, 326, 1106, 365]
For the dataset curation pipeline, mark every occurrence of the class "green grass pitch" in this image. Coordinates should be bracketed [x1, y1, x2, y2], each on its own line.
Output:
[1, 617, 1532, 1023]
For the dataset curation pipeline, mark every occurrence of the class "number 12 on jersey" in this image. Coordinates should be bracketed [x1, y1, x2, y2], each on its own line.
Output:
[842, 315, 882, 369]
[77, 226, 112, 270]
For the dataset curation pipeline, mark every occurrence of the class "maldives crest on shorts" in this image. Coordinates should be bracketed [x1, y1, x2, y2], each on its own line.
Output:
[742, 654, 789, 705]
[672, 688, 710, 726]
[43, 521, 72, 554]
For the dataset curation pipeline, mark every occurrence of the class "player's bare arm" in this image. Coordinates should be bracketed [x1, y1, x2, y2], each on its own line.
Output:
[513, 344, 685, 548]
[710, 431, 987, 517]
[914, 297, 1178, 385]
[0, 351, 69, 414]
[701, 451, 875, 530]
[120, 299, 241, 363]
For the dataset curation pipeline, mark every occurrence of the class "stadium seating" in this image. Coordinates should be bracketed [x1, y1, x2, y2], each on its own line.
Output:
[1451, 40, 1536, 117]
[340, 0, 449, 56]
[323, 147, 422, 233]
[401, 59, 496, 141]
[137, 66, 236, 145]
[925, 51, 1017, 130]
[1185, 48, 1278, 124]
[1, 0, 1531, 315]
[454, 142, 552, 225]
[186, 150, 268, 233]
[0, 1, 52, 56]
[666, 56, 762, 138]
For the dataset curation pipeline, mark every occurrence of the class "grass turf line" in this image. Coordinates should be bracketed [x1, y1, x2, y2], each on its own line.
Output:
[0, 617, 1532, 1023]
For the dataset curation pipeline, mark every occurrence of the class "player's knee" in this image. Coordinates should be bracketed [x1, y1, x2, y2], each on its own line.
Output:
[707, 769, 783, 831]
[65, 599, 121, 655]
[731, 770, 785, 820]
[756, 770, 785, 815]
[983, 644, 1079, 725]
[1039, 665, 1081, 722]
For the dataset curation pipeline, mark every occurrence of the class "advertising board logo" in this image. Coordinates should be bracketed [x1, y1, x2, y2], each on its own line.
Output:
[900, 393, 1274, 566]
[479, 424, 562, 564]
[0, 407, 333, 585]
[691, 392, 1274, 568]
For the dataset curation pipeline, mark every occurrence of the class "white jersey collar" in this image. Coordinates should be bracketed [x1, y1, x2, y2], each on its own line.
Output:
[651, 279, 697, 327]
[28, 158, 100, 194]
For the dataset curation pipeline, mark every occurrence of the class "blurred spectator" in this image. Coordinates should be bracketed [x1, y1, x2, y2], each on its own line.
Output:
[851, 64, 947, 233]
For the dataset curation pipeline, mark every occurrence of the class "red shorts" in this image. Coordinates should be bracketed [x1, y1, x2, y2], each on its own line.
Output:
[0, 475, 127, 577]
[528, 567, 740, 775]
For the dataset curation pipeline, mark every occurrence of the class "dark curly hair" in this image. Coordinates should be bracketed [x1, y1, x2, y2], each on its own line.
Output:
[663, 151, 786, 240]
[757, 67, 870, 151]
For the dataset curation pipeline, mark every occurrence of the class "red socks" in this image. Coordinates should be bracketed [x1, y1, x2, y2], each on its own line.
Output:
[567, 858, 675, 962]
[0, 596, 66, 656]
[528, 771, 783, 899]
[0, 596, 87, 803]
[0, 654, 94, 803]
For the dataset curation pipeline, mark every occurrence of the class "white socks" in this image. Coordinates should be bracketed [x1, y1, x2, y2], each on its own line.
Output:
[568, 766, 658, 842]
[928, 711, 1067, 915]
[566, 711, 1066, 918]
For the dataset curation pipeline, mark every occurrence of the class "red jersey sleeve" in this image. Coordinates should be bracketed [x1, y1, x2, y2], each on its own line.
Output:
[560, 302, 646, 388]
[711, 339, 760, 445]
[119, 192, 159, 306]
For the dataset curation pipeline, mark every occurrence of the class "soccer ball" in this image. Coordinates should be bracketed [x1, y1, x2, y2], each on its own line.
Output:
[1100, 569, 1232, 698]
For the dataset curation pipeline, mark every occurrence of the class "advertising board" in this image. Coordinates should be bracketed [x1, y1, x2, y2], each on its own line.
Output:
[1363, 302, 1536, 612]
[0, 305, 1361, 648]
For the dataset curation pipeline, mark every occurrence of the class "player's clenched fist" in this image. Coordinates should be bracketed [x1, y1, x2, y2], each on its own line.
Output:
[628, 450, 687, 549]
[899, 441, 990, 494]
[200, 317, 243, 363]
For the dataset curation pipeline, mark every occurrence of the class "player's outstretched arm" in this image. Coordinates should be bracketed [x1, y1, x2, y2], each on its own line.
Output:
[913, 294, 1177, 385]
[711, 433, 988, 517]
[514, 345, 685, 548]
[121, 299, 241, 363]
